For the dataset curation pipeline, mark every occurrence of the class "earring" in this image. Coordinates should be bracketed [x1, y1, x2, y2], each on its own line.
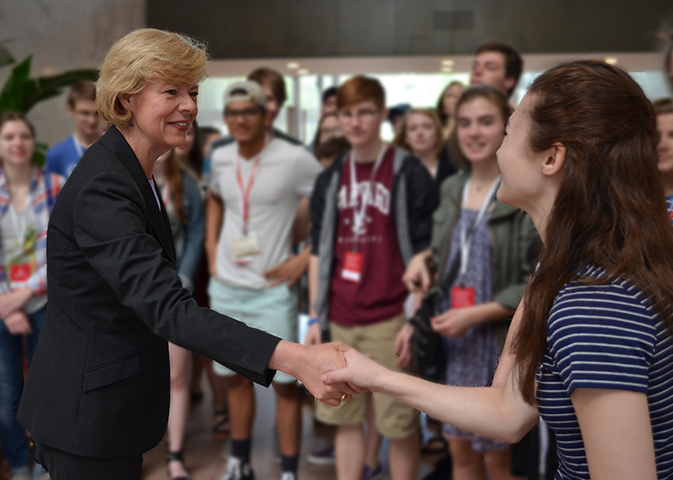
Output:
[129, 119, 134, 127]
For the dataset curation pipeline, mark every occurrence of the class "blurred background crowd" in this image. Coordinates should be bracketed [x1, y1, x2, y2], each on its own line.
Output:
[1, 2, 673, 480]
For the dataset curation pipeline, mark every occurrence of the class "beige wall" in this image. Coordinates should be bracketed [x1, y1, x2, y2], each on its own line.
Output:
[0, 0, 145, 145]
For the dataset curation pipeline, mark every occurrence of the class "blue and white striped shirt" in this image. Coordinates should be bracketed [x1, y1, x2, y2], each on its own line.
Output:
[537, 265, 673, 479]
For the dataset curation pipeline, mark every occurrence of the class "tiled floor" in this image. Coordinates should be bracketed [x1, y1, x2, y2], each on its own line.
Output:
[142, 382, 440, 480]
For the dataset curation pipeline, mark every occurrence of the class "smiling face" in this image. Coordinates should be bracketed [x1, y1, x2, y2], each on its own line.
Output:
[224, 99, 266, 144]
[657, 112, 673, 179]
[0, 120, 35, 168]
[495, 93, 551, 212]
[456, 96, 505, 167]
[405, 112, 439, 157]
[123, 80, 198, 154]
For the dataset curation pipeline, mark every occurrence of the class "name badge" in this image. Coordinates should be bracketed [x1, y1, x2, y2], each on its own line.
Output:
[231, 233, 261, 265]
[341, 250, 363, 283]
[451, 286, 475, 309]
[9, 264, 32, 283]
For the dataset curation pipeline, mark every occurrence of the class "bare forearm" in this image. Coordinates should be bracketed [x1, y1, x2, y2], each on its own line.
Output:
[373, 369, 537, 443]
[473, 301, 515, 326]
[292, 197, 311, 245]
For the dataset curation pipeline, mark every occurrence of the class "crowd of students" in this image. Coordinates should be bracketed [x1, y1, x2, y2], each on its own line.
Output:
[1, 35, 672, 480]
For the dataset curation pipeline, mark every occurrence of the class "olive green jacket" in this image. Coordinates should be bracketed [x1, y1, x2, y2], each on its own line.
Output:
[430, 170, 539, 346]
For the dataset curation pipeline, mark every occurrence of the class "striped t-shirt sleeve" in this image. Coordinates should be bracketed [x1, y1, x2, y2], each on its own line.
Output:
[547, 276, 658, 396]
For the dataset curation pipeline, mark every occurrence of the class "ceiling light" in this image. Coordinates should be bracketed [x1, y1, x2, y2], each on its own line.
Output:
[297, 69, 309, 75]
[441, 59, 454, 66]
[287, 62, 300, 69]
[441, 67, 453, 73]
[604, 57, 618, 65]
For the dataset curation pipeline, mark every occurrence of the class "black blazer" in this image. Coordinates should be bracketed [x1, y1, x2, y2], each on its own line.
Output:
[18, 127, 280, 457]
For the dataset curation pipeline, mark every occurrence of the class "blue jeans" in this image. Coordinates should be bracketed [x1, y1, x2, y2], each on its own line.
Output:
[0, 306, 46, 470]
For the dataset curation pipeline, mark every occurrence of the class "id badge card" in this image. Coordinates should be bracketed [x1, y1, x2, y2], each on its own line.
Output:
[9, 264, 32, 283]
[451, 286, 475, 309]
[341, 250, 363, 283]
[231, 233, 262, 265]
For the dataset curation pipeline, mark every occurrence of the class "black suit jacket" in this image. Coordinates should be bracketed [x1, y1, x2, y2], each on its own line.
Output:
[18, 127, 280, 457]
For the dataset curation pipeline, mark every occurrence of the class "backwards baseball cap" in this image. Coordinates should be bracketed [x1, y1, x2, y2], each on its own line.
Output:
[223, 81, 266, 109]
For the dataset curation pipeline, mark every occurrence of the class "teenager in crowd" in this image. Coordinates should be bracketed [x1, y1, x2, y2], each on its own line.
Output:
[655, 99, 673, 206]
[207, 81, 322, 480]
[411, 86, 536, 480]
[392, 108, 453, 193]
[0, 112, 65, 480]
[306, 75, 438, 480]
[311, 112, 342, 155]
[248, 67, 302, 145]
[325, 60, 673, 480]
[435, 41, 524, 195]
[204, 67, 301, 187]
[470, 41, 523, 99]
[436, 81, 466, 140]
[153, 146, 205, 480]
[45, 81, 102, 178]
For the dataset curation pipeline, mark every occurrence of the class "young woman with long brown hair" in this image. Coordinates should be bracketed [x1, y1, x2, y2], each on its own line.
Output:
[401, 88, 537, 480]
[323, 61, 673, 480]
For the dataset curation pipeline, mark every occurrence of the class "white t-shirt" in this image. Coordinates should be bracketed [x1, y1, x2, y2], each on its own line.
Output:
[210, 136, 321, 290]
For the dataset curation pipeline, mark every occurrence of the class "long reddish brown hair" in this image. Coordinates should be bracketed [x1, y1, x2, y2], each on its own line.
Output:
[515, 61, 673, 404]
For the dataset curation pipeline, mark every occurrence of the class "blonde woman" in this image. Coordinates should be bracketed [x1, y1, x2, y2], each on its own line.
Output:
[17, 28, 356, 480]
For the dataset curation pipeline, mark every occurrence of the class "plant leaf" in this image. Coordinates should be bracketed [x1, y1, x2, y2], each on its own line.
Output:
[0, 56, 33, 114]
[19, 69, 99, 113]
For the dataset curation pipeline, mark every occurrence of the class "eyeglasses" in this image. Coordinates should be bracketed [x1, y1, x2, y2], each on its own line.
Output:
[224, 108, 262, 121]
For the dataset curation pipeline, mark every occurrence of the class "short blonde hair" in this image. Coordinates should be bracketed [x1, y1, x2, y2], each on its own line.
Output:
[96, 28, 208, 128]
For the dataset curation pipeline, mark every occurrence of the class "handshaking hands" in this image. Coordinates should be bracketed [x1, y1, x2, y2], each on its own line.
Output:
[321, 348, 386, 393]
[269, 340, 367, 407]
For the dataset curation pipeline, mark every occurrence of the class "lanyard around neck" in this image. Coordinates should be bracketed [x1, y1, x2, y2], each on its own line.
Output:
[458, 177, 500, 284]
[235, 136, 268, 235]
[349, 144, 388, 240]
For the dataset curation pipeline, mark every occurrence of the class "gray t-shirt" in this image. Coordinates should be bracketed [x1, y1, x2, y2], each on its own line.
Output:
[1, 204, 47, 314]
[210, 137, 321, 290]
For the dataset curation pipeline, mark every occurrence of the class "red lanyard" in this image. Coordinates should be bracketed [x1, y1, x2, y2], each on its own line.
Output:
[235, 138, 267, 235]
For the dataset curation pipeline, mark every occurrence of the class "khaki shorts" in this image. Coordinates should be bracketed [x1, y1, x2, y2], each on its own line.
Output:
[315, 313, 419, 439]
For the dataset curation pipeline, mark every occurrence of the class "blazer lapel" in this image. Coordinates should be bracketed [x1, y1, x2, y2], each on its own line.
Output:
[100, 127, 177, 266]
